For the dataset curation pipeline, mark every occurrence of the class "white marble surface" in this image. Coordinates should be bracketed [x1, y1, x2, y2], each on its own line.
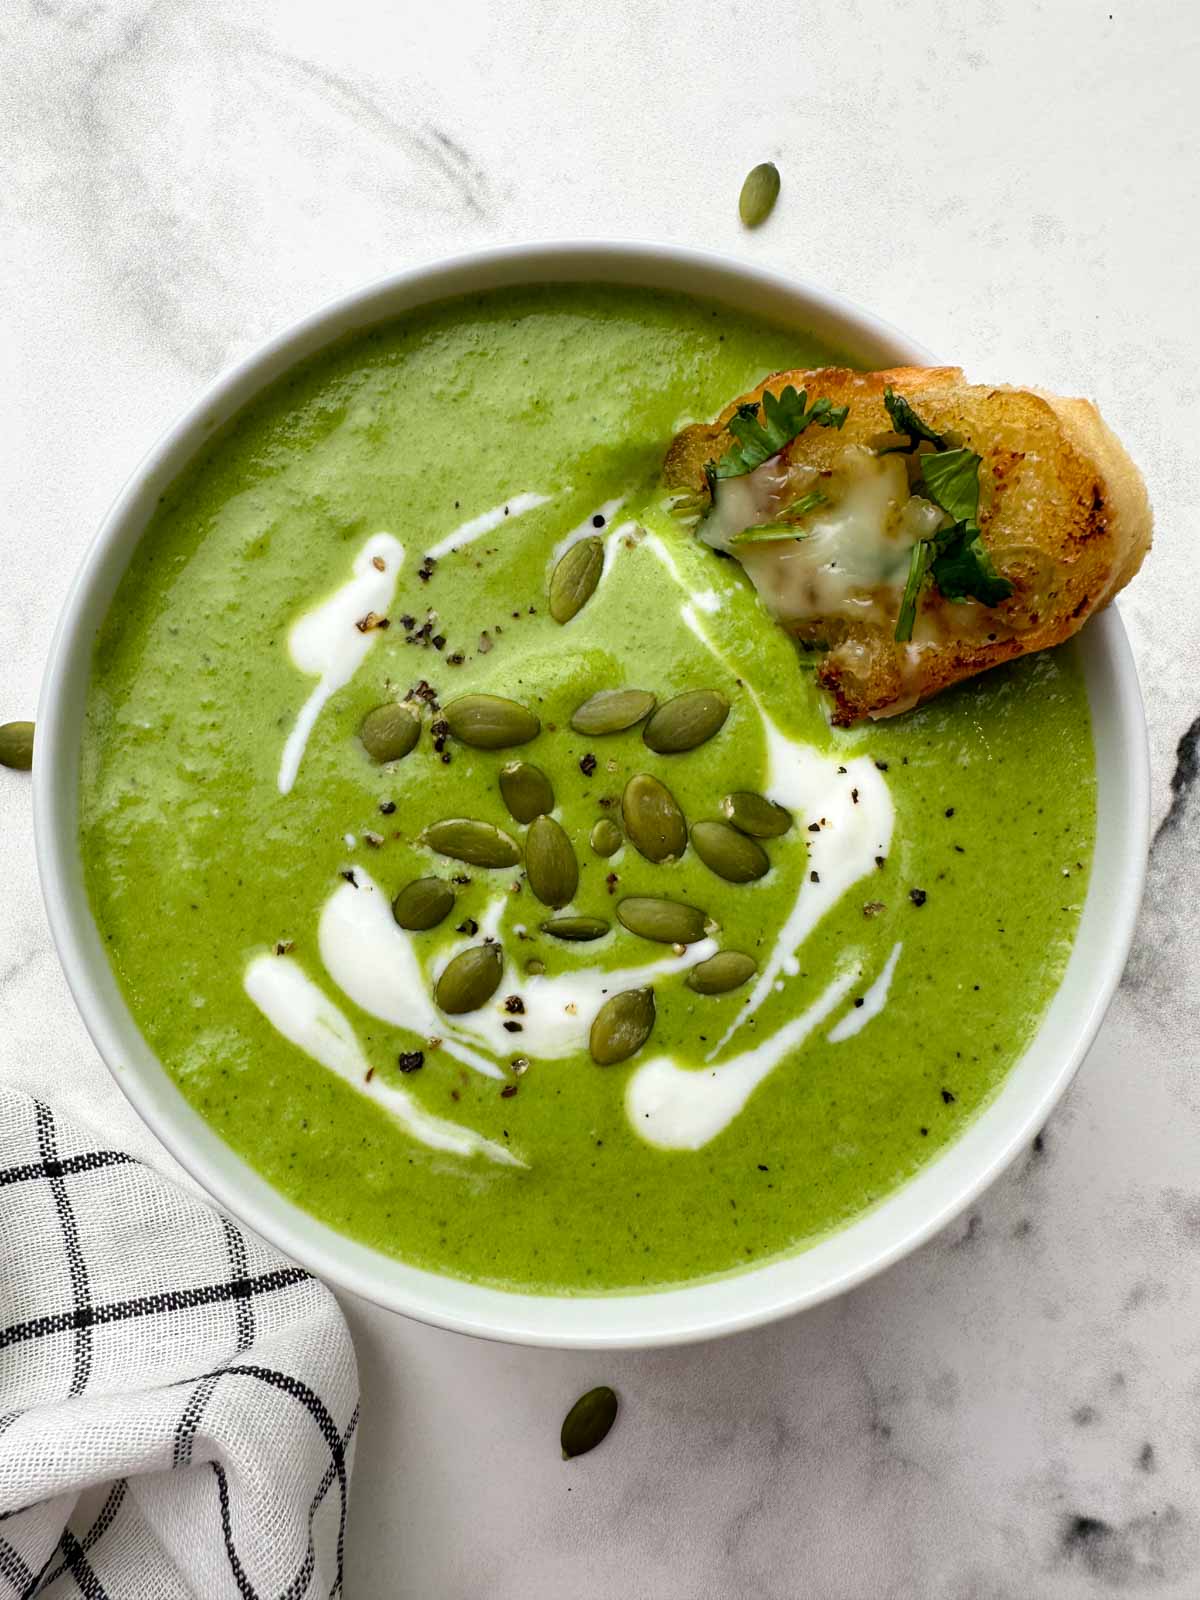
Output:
[3, 1, 1200, 1593]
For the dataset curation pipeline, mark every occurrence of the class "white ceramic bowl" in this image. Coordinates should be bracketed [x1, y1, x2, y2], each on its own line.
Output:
[34, 243, 1149, 1348]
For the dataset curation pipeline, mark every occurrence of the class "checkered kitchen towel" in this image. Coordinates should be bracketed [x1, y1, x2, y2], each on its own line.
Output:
[0, 1090, 359, 1598]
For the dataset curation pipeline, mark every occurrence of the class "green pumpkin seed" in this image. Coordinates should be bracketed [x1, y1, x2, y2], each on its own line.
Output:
[621, 773, 687, 864]
[391, 877, 454, 931]
[422, 818, 520, 868]
[561, 1385, 619, 1458]
[0, 720, 34, 772]
[642, 689, 730, 754]
[691, 820, 770, 883]
[589, 817, 623, 857]
[685, 950, 758, 995]
[540, 915, 610, 942]
[435, 942, 504, 1014]
[589, 988, 656, 1066]
[549, 537, 604, 624]
[617, 896, 708, 945]
[738, 161, 781, 228]
[721, 791, 793, 838]
[359, 701, 420, 763]
[442, 694, 540, 749]
[525, 815, 578, 908]
[570, 689, 657, 736]
[499, 761, 554, 824]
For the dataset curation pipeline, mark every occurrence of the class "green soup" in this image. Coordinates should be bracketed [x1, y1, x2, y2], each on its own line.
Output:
[80, 284, 1095, 1292]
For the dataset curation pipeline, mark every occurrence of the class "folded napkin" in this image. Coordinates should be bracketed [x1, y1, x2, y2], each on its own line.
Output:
[0, 1089, 359, 1599]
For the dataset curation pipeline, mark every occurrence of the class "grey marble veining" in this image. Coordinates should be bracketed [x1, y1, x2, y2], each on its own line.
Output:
[3, 1, 1200, 1594]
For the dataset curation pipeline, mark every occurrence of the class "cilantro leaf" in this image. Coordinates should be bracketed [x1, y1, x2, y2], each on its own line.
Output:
[729, 489, 828, 544]
[710, 387, 849, 480]
[883, 388, 946, 452]
[930, 524, 1013, 605]
[895, 541, 933, 644]
[920, 447, 981, 526]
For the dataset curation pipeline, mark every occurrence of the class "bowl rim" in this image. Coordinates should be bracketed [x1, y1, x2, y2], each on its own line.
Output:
[33, 240, 1150, 1348]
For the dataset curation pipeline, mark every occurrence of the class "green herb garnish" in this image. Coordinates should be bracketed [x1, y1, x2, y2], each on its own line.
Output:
[893, 444, 1013, 638]
[710, 387, 849, 480]
[729, 488, 828, 543]
[882, 388, 946, 452]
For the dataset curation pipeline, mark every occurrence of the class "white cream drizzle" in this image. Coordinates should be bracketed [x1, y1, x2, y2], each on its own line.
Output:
[828, 940, 902, 1043]
[243, 953, 521, 1166]
[626, 963, 859, 1151]
[277, 532, 404, 796]
[319, 870, 716, 1065]
[424, 491, 553, 560]
[318, 873, 503, 1080]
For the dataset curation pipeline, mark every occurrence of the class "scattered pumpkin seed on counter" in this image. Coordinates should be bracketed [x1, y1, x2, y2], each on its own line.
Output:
[540, 915, 609, 941]
[691, 820, 770, 883]
[722, 790, 793, 838]
[685, 950, 757, 994]
[570, 688, 656, 736]
[391, 877, 455, 931]
[422, 817, 521, 868]
[442, 694, 540, 749]
[642, 689, 729, 754]
[617, 896, 709, 946]
[548, 536, 604, 623]
[359, 701, 420, 763]
[435, 942, 503, 1014]
[525, 815, 578, 908]
[499, 761, 554, 824]
[561, 1386, 619, 1459]
[738, 161, 781, 228]
[589, 817, 623, 857]
[0, 721, 34, 772]
[590, 988, 656, 1065]
[621, 772, 687, 863]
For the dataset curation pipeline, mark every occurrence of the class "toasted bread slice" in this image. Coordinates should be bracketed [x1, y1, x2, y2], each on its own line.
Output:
[664, 367, 1151, 724]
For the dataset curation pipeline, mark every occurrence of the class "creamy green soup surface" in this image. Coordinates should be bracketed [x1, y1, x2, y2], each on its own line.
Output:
[80, 284, 1095, 1292]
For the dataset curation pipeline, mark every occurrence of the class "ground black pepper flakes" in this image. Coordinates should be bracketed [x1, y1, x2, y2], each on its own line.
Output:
[274, 940, 294, 955]
[875, 855, 886, 869]
[365, 1066, 375, 1081]
[592, 513, 606, 528]
[941, 1087, 956, 1104]
[451, 874, 471, 886]
[447, 652, 464, 666]
[836, 765, 847, 774]
[851, 788, 859, 804]
[909, 888, 928, 907]
[875, 760, 889, 771]
[503, 1020, 523, 1033]
[853, 997, 864, 1009]
[605, 872, 618, 895]
[340, 870, 358, 887]
[397, 1051, 425, 1073]
[945, 806, 955, 817]
[417, 557, 436, 582]
[432, 634, 446, 651]
[504, 996, 526, 1014]
[500, 1084, 518, 1098]
[379, 800, 396, 815]
[810, 871, 820, 884]
[580, 753, 597, 776]
[807, 822, 821, 834]
[456, 918, 479, 935]
[399, 614, 416, 631]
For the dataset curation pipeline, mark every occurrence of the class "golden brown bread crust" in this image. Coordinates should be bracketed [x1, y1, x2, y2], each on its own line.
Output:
[664, 366, 1152, 723]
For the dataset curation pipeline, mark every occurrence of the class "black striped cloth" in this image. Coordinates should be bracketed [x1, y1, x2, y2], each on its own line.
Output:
[0, 1090, 359, 1598]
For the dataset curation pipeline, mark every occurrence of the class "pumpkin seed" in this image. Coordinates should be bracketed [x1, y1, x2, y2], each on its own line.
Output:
[525, 815, 578, 908]
[738, 161, 781, 228]
[621, 773, 687, 863]
[549, 537, 604, 623]
[589, 817, 623, 857]
[359, 701, 420, 763]
[561, 1385, 619, 1458]
[435, 942, 503, 1014]
[442, 694, 540, 749]
[570, 689, 656, 736]
[685, 951, 758, 995]
[642, 689, 729, 754]
[589, 988, 656, 1065]
[617, 896, 708, 945]
[721, 791, 793, 838]
[422, 818, 520, 868]
[540, 915, 610, 941]
[391, 877, 454, 931]
[691, 820, 770, 883]
[499, 761, 554, 823]
[0, 720, 34, 772]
